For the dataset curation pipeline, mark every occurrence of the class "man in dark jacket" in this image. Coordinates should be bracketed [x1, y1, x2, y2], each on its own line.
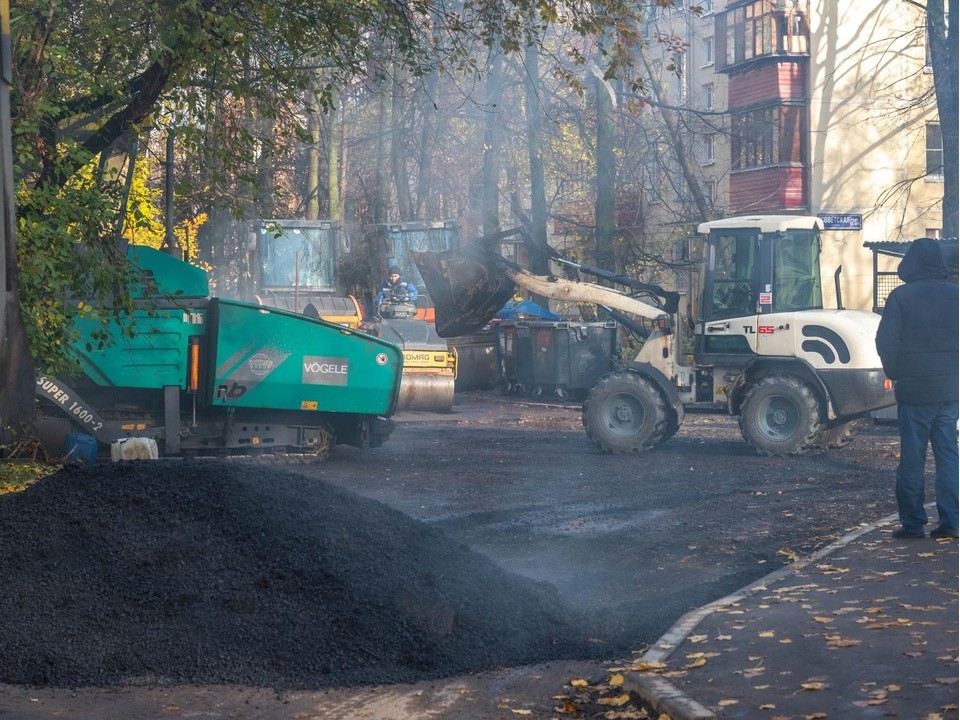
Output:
[374, 266, 419, 308]
[876, 238, 959, 539]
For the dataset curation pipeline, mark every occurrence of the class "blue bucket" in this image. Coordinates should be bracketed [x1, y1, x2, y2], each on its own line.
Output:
[63, 432, 98, 464]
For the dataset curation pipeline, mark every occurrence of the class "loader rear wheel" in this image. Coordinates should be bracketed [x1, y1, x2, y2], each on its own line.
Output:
[739, 375, 821, 457]
[582, 371, 670, 453]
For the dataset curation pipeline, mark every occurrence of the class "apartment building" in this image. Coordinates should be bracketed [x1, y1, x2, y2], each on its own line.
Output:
[646, 0, 943, 310]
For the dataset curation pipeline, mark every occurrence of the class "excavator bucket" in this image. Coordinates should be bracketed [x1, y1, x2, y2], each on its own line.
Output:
[412, 249, 517, 338]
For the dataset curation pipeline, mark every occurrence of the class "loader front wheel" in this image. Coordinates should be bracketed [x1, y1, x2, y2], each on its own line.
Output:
[739, 375, 821, 456]
[582, 372, 671, 454]
[813, 418, 862, 450]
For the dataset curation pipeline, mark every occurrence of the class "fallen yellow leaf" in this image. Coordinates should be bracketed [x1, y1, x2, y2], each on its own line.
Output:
[554, 698, 578, 714]
[684, 657, 707, 669]
[825, 635, 862, 648]
[758, 631, 775, 638]
[632, 660, 667, 672]
[759, 704, 776, 710]
[801, 681, 825, 691]
[609, 673, 624, 687]
[597, 693, 631, 707]
[688, 634, 708, 644]
[509, 709, 532, 715]
[718, 699, 739, 706]
[570, 679, 589, 688]
[716, 634, 732, 641]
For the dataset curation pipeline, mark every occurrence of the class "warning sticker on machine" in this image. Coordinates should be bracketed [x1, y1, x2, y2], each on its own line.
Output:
[302, 356, 349, 386]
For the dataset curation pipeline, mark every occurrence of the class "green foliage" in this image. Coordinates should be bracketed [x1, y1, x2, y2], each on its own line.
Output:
[15, 142, 136, 376]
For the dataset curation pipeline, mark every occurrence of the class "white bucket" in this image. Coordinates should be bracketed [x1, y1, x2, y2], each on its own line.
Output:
[110, 437, 160, 462]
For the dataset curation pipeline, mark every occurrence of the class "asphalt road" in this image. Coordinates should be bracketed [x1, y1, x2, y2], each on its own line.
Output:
[0, 391, 909, 720]
[300, 392, 903, 657]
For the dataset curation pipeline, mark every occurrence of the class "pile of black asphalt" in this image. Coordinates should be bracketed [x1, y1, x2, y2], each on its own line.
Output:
[0, 461, 597, 689]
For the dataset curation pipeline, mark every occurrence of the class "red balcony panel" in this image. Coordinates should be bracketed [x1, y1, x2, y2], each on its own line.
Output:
[729, 62, 807, 110]
[730, 166, 807, 213]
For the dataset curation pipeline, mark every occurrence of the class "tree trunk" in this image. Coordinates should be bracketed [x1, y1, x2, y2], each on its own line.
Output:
[524, 44, 551, 309]
[328, 88, 342, 223]
[374, 78, 391, 224]
[416, 68, 439, 220]
[481, 51, 504, 242]
[306, 80, 322, 220]
[255, 112, 275, 219]
[391, 69, 414, 221]
[0, 12, 33, 424]
[928, 0, 958, 239]
[595, 67, 616, 275]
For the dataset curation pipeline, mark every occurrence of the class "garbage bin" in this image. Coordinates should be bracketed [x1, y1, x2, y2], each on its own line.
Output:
[499, 320, 618, 399]
[450, 331, 499, 391]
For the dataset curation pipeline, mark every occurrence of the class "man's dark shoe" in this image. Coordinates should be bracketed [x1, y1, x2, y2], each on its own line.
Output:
[930, 526, 959, 539]
[891, 527, 925, 539]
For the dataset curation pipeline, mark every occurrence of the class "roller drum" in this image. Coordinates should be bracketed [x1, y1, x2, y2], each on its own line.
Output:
[397, 372, 455, 413]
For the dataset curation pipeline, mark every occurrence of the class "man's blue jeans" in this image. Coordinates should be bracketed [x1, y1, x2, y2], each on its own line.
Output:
[897, 401, 959, 533]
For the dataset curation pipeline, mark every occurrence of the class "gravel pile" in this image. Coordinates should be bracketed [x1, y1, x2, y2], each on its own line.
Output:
[0, 461, 597, 689]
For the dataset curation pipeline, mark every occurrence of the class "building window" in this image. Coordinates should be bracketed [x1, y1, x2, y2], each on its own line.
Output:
[731, 104, 805, 170]
[704, 135, 715, 164]
[673, 52, 687, 103]
[926, 123, 943, 178]
[705, 179, 717, 206]
[703, 37, 714, 66]
[702, 0, 713, 13]
[716, 0, 809, 72]
[704, 83, 714, 111]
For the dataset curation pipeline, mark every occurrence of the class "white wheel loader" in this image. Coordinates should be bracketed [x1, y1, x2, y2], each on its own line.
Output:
[413, 215, 896, 456]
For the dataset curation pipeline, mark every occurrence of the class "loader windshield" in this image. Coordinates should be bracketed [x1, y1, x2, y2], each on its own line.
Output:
[772, 229, 822, 312]
[260, 224, 337, 291]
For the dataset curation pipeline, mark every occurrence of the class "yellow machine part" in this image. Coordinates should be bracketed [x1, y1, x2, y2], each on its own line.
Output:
[397, 347, 457, 413]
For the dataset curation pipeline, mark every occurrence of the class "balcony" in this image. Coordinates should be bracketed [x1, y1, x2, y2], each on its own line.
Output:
[716, 0, 810, 74]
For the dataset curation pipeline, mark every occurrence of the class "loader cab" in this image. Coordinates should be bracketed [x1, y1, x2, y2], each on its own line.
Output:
[694, 215, 825, 363]
[251, 220, 364, 327]
[257, 220, 339, 295]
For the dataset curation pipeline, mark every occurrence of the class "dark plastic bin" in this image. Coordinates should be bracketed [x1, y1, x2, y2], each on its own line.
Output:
[498, 320, 618, 399]
[450, 331, 499, 391]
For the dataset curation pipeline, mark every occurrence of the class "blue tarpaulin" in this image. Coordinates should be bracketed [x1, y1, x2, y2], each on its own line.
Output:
[495, 299, 559, 321]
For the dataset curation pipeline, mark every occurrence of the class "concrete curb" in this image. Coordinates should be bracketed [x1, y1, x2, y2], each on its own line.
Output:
[623, 509, 911, 720]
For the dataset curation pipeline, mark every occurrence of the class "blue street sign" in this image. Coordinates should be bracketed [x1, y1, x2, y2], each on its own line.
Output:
[818, 213, 862, 231]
